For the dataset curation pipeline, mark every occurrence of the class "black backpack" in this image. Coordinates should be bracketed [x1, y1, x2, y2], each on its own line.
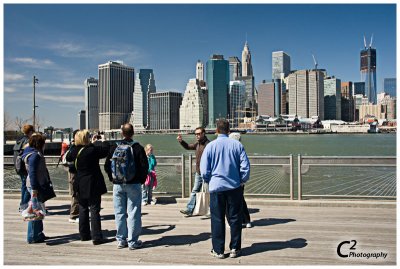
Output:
[13, 137, 29, 176]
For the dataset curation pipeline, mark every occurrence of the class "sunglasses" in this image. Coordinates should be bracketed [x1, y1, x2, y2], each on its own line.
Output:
[195, 132, 203, 136]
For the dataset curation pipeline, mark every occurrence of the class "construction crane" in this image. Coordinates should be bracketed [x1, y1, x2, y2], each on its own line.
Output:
[312, 54, 318, 71]
[369, 34, 374, 47]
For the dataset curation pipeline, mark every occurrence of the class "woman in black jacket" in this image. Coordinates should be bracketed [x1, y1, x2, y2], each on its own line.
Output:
[66, 129, 110, 245]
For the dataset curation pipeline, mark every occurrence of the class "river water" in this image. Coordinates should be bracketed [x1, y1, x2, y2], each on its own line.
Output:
[131, 133, 396, 156]
[4, 133, 396, 197]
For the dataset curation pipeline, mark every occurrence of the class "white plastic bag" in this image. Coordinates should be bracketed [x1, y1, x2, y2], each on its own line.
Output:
[20, 202, 46, 221]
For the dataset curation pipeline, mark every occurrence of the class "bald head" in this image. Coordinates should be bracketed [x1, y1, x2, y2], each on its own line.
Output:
[121, 123, 134, 138]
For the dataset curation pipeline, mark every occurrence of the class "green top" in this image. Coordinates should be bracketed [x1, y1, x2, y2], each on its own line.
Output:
[147, 154, 157, 173]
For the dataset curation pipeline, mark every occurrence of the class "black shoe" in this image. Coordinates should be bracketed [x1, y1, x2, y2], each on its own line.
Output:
[179, 209, 192, 217]
[92, 238, 113, 245]
[28, 238, 45, 244]
[81, 236, 92, 241]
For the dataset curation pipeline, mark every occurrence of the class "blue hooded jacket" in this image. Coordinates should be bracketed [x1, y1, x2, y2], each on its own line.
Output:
[21, 146, 42, 190]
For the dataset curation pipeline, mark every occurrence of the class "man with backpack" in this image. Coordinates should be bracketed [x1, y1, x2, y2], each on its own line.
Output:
[13, 124, 35, 211]
[104, 123, 149, 250]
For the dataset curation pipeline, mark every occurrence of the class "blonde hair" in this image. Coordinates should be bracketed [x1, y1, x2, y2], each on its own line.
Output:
[74, 129, 90, 146]
[145, 144, 153, 151]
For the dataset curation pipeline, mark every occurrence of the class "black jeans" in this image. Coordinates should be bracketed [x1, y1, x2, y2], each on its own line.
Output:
[226, 185, 251, 224]
[210, 186, 243, 254]
[79, 195, 102, 241]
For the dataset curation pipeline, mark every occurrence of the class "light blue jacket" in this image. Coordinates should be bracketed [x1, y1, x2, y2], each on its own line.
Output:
[200, 134, 250, 193]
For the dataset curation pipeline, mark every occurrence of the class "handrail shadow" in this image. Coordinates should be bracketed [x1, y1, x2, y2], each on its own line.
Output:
[241, 238, 307, 256]
[252, 218, 296, 227]
[143, 232, 211, 248]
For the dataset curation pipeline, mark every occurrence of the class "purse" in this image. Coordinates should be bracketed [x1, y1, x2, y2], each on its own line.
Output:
[37, 169, 56, 203]
[192, 181, 210, 216]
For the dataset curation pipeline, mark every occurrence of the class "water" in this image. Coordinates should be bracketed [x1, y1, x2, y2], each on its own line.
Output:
[4, 133, 396, 198]
[131, 133, 396, 156]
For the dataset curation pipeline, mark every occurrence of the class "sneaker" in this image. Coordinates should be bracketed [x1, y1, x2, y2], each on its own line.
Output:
[229, 249, 241, 258]
[150, 199, 157, 205]
[129, 240, 143, 250]
[179, 209, 192, 217]
[246, 222, 252, 228]
[142, 202, 147, 206]
[69, 218, 79, 223]
[205, 212, 211, 218]
[117, 240, 128, 249]
[210, 249, 225, 259]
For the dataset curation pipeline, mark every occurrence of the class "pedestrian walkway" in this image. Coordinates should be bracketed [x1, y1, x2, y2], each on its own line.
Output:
[3, 196, 396, 265]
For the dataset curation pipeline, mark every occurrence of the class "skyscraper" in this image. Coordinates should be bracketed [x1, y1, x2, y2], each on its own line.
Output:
[78, 110, 86, 130]
[84, 77, 99, 130]
[353, 82, 365, 96]
[239, 42, 257, 119]
[229, 56, 242, 81]
[196, 60, 204, 81]
[272, 51, 291, 80]
[180, 78, 208, 130]
[288, 69, 324, 119]
[360, 36, 377, 104]
[98, 61, 134, 131]
[383, 78, 396, 97]
[258, 79, 286, 117]
[341, 82, 353, 99]
[229, 80, 246, 128]
[241, 41, 253, 77]
[149, 92, 182, 130]
[132, 69, 156, 130]
[206, 54, 229, 127]
[323, 76, 341, 120]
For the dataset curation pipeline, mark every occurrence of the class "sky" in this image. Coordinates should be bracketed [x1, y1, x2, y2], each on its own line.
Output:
[3, 3, 397, 130]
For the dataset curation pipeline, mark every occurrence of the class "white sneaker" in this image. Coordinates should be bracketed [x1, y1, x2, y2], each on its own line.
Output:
[150, 199, 156, 205]
[246, 222, 253, 228]
[117, 240, 128, 249]
[69, 218, 79, 223]
[142, 202, 147, 206]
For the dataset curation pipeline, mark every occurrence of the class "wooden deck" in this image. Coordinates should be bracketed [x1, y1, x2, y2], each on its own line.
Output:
[3, 195, 396, 265]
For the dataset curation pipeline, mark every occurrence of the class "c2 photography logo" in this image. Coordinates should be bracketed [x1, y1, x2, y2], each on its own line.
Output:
[337, 240, 388, 260]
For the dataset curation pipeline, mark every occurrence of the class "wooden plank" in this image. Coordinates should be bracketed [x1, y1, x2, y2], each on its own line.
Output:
[3, 198, 396, 265]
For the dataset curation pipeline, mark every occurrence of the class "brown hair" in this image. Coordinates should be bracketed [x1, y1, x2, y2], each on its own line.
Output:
[121, 123, 134, 138]
[22, 124, 35, 135]
[28, 133, 46, 151]
[216, 119, 230, 134]
[195, 127, 205, 133]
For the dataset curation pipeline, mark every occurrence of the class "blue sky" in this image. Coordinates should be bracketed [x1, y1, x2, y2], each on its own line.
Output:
[3, 4, 397, 130]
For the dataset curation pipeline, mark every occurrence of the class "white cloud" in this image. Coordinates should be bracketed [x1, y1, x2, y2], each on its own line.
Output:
[45, 40, 144, 65]
[36, 93, 84, 104]
[4, 87, 16, 93]
[9, 57, 55, 69]
[39, 82, 83, 90]
[4, 73, 25, 81]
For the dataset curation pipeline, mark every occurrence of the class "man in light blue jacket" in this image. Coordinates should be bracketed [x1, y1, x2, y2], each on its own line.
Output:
[200, 119, 250, 259]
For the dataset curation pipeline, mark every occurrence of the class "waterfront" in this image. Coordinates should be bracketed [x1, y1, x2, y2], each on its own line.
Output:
[3, 133, 396, 199]
[130, 133, 396, 156]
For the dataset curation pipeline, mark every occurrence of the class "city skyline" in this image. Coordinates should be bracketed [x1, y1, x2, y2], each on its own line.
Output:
[3, 4, 396, 129]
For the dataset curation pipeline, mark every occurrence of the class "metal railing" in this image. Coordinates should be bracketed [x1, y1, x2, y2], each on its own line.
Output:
[4, 155, 396, 200]
[297, 155, 396, 200]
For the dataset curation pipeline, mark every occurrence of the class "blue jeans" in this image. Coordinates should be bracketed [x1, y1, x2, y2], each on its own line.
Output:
[113, 183, 142, 246]
[26, 188, 45, 243]
[142, 177, 154, 204]
[186, 173, 203, 213]
[210, 186, 243, 254]
[20, 174, 31, 207]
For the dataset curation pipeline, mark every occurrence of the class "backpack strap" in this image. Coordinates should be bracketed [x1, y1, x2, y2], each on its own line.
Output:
[23, 152, 35, 174]
[23, 152, 35, 164]
[74, 147, 85, 171]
